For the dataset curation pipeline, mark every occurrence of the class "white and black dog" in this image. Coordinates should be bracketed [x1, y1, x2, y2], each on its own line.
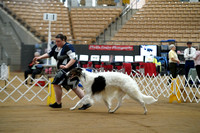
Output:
[68, 68, 157, 114]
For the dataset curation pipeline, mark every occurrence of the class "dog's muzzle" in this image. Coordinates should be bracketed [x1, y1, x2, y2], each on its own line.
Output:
[68, 71, 78, 80]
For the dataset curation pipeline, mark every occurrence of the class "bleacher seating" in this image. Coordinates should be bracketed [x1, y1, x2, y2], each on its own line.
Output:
[71, 7, 122, 44]
[109, 0, 200, 45]
[3, 0, 121, 44]
[4, 0, 73, 43]
[2, 0, 200, 46]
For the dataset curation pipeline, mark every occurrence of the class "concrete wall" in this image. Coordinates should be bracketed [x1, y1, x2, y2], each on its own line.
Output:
[0, 8, 41, 71]
[0, 8, 40, 45]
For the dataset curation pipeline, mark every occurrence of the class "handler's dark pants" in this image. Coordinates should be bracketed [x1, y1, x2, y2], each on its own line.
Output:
[52, 70, 79, 91]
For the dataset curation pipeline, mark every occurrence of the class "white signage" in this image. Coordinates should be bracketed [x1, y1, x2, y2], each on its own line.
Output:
[43, 13, 57, 21]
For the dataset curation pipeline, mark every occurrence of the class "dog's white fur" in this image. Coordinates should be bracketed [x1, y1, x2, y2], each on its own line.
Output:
[69, 68, 157, 114]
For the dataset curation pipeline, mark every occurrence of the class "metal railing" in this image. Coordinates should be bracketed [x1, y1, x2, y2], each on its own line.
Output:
[122, 0, 138, 16]
[95, 1, 139, 44]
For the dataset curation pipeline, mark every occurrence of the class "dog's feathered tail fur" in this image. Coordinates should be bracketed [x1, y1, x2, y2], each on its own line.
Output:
[141, 93, 157, 104]
[119, 79, 157, 105]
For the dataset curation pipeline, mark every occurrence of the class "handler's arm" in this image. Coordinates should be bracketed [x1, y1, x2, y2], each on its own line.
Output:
[60, 59, 76, 69]
[33, 53, 49, 62]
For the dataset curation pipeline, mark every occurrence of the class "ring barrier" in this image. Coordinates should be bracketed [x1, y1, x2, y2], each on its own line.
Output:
[129, 71, 200, 103]
[0, 67, 199, 103]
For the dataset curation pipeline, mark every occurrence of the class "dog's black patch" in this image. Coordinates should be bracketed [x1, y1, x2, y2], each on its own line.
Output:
[92, 76, 106, 95]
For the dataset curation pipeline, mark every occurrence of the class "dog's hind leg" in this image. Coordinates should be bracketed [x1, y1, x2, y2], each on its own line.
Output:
[109, 91, 125, 113]
[140, 101, 147, 115]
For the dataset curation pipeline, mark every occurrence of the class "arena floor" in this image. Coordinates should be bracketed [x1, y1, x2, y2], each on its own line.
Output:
[0, 97, 200, 133]
[0, 72, 200, 133]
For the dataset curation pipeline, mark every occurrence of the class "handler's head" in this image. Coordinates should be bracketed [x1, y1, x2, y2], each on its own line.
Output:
[55, 34, 66, 47]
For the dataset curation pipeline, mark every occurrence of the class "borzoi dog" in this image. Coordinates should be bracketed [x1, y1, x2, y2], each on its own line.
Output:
[68, 68, 157, 114]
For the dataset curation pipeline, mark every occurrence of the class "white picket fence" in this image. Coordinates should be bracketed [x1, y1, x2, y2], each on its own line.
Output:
[132, 73, 200, 103]
[0, 66, 200, 103]
[0, 75, 80, 102]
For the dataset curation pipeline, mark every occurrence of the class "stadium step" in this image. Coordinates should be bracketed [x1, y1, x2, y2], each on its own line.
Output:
[96, 9, 138, 44]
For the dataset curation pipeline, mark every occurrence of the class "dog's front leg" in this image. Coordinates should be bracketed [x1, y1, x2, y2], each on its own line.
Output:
[103, 99, 111, 112]
[70, 98, 84, 110]
[109, 99, 122, 113]
[70, 94, 90, 110]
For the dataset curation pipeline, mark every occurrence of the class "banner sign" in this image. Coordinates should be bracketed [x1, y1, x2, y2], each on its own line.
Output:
[89, 45, 133, 51]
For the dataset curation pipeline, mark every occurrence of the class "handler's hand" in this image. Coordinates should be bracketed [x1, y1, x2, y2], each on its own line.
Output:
[33, 57, 40, 62]
[60, 65, 67, 69]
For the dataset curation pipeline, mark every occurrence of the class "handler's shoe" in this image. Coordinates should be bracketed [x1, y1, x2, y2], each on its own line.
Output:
[78, 103, 91, 110]
[49, 102, 62, 108]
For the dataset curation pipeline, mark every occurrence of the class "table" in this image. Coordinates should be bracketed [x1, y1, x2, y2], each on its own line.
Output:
[188, 68, 198, 82]
[42, 64, 57, 78]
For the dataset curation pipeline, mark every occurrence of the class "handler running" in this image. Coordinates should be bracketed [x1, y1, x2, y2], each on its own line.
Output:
[33, 34, 91, 110]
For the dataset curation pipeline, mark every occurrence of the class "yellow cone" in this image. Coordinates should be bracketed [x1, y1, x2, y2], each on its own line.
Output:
[169, 78, 181, 103]
[47, 78, 56, 105]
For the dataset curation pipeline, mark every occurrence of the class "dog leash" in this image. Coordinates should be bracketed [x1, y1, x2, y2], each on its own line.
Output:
[60, 68, 86, 81]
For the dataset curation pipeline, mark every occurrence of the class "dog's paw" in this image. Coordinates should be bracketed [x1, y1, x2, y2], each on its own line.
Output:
[70, 107, 76, 111]
[144, 111, 147, 115]
[108, 110, 115, 113]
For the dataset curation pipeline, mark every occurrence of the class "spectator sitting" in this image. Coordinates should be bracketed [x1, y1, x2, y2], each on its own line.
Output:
[24, 52, 44, 85]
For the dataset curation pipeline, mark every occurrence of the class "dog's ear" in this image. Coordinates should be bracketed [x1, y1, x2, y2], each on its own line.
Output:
[68, 68, 82, 78]
[76, 67, 82, 72]
[76, 67, 82, 76]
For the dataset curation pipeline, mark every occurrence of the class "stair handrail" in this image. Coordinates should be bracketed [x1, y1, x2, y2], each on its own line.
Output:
[121, 0, 138, 16]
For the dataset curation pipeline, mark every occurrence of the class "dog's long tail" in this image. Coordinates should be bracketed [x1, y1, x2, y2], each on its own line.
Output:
[141, 93, 157, 104]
